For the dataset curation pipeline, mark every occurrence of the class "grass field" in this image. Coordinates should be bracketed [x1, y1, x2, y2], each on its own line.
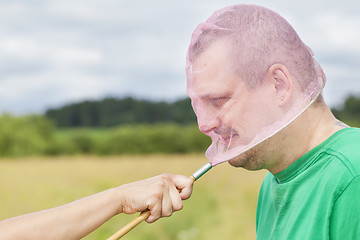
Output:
[0, 154, 267, 240]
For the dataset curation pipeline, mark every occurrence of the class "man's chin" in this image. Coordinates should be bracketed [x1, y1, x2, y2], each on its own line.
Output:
[226, 149, 265, 171]
[227, 155, 246, 168]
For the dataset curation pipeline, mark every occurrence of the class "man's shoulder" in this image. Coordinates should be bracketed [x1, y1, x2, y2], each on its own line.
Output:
[324, 127, 360, 177]
[327, 127, 360, 152]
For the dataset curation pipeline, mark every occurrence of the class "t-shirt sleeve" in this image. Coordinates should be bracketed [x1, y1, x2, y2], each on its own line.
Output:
[330, 176, 360, 239]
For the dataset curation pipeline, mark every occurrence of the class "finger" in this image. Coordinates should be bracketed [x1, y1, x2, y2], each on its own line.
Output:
[172, 175, 194, 189]
[171, 175, 194, 200]
[169, 184, 183, 212]
[179, 184, 193, 200]
[161, 187, 173, 217]
[146, 194, 162, 223]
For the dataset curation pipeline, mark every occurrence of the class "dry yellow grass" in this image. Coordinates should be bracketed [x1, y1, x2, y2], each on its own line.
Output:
[0, 155, 267, 239]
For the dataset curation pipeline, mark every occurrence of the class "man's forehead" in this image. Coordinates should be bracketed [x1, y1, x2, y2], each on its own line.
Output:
[191, 39, 230, 72]
[188, 40, 240, 98]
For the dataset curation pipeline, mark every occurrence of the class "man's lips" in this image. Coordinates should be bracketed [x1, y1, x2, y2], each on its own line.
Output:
[218, 133, 239, 145]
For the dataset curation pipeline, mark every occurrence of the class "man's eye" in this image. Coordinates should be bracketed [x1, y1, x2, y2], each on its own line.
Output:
[210, 97, 230, 107]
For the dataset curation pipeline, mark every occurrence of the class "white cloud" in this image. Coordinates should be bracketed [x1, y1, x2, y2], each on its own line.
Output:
[303, 13, 360, 54]
[0, 71, 120, 114]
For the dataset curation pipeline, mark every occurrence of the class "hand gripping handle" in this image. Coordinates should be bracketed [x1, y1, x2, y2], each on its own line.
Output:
[106, 162, 212, 240]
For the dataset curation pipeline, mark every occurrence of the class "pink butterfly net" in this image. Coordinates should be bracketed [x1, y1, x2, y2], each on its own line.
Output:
[186, 4, 326, 166]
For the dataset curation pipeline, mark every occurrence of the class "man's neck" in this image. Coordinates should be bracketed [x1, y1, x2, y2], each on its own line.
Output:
[268, 101, 346, 174]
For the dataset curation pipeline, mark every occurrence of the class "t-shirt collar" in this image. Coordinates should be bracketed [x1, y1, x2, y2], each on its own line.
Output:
[273, 127, 351, 183]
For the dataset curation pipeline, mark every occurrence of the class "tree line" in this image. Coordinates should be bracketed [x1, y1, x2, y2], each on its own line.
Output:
[0, 97, 205, 158]
[45, 95, 360, 129]
[45, 97, 197, 128]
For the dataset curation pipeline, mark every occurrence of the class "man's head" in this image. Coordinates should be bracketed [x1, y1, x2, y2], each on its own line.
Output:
[186, 4, 326, 166]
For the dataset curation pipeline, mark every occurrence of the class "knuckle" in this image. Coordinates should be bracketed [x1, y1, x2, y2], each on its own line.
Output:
[156, 173, 172, 188]
[146, 217, 156, 223]
[159, 173, 172, 181]
[173, 203, 183, 211]
[150, 208, 161, 219]
[162, 210, 173, 217]
[154, 181, 166, 192]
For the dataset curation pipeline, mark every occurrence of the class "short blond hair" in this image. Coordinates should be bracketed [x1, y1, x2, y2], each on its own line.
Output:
[187, 4, 326, 92]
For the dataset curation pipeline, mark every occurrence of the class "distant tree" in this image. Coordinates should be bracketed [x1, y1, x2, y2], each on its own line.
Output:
[331, 95, 360, 127]
[171, 98, 197, 124]
[0, 114, 55, 157]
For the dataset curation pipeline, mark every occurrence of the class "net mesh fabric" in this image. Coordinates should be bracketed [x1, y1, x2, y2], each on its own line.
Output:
[186, 4, 326, 166]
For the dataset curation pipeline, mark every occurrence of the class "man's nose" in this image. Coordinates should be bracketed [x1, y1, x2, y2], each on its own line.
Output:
[198, 114, 220, 134]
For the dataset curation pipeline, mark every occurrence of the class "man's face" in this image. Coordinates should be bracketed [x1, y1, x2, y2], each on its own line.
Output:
[187, 40, 281, 166]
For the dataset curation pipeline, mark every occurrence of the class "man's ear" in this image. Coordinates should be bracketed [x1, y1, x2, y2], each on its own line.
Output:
[266, 63, 292, 105]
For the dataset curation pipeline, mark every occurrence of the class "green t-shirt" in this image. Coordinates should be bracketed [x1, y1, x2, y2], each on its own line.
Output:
[256, 127, 360, 240]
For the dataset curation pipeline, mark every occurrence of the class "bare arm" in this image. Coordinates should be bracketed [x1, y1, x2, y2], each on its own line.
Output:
[0, 174, 194, 240]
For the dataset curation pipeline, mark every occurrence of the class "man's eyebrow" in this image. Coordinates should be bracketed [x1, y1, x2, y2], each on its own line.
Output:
[200, 92, 232, 100]
[199, 94, 212, 100]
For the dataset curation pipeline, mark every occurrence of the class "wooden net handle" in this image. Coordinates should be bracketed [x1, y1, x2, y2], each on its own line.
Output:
[106, 210, 151, 240]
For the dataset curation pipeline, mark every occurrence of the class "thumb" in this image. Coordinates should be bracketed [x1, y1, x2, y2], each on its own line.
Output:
[172, 175, 194, 200]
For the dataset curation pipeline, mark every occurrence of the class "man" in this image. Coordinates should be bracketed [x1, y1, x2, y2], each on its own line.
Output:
[186, 4, 360, 239]
[0, 174, 193, 239]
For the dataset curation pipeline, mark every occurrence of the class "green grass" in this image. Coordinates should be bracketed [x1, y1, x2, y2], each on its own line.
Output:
[0, 154, 266, 240]
[49, 124, 211, 156]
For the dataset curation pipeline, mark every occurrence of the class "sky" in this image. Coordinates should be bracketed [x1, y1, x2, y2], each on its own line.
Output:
[0, 0, 359, 115]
